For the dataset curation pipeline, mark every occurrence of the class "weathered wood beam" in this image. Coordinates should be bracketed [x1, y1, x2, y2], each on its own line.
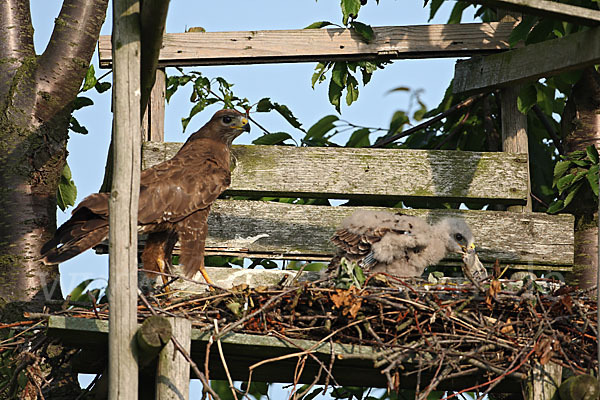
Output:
[98, 22, 515, 68]
[139, 0, 169, 114]
[156, 318, 191, 400]
[524, 361, 562, 400]
[143, 143, 529, 204]
[469, 0, 600, 26]
[453, 26, 600, 94]
[48, 315, 522, 392]
[202, 200, 574, 267]
[109, 0, 141, 398]
[501, 85, 531, 212]
[96, 200, 573, 267]
[141, 69, 165, 142]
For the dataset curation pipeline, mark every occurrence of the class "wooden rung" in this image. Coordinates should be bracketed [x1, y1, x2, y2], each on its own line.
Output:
[143, 143, 530, 204]
[98, 23, 515, 68]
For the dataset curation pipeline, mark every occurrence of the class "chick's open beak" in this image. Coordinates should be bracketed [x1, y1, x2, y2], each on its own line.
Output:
[464, 243, 476, 254]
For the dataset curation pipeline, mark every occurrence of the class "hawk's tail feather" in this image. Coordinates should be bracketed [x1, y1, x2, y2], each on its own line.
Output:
[40, 224, 109, 264]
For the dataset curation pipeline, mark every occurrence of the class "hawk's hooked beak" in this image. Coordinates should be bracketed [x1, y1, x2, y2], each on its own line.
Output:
[236, 117, 251, 132]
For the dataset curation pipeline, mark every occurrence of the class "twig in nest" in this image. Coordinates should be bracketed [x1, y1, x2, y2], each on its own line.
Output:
[213, 319, 238, 400]
[442, 348, 535, 400]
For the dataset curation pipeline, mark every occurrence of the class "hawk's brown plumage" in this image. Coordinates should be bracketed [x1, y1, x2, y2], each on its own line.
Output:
[41, 109, 250, 283]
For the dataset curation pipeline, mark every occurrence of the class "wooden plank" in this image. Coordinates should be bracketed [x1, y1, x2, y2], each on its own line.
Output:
[48, 315, 521, 392]
[95, 201, 574, 268]
[199, 200, 574, 266]
[139, 0, 169, 114]
[98, 22, 515, 68]
[141, 68, 165, 142]
[470, 0, 600, 26]
[453, 26, 600, 94]
[109, 0, 141, 398]
[143, 143, 529, 204]
[501, 85, 531, 212]
[156, 318, 191, 400]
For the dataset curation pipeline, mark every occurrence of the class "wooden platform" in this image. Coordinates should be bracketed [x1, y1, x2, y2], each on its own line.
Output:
[47, 315, 521, 392]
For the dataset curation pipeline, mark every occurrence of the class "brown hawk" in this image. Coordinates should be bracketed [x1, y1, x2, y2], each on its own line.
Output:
[40, 109, 250, 285]
[329, 210, 478, 277]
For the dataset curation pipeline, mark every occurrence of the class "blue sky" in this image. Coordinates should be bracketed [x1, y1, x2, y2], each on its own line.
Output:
[30, 1, 476, 397]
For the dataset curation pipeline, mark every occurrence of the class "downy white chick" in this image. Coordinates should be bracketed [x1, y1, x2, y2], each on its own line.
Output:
[329, 210, 476, 277]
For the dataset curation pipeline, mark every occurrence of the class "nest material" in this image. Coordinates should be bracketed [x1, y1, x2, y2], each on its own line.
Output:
[9, 276, 599, 398]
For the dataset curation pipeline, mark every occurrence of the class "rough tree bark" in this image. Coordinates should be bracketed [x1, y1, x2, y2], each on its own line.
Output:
[561, 67, 600, 288]
[0, 0, 109, 310]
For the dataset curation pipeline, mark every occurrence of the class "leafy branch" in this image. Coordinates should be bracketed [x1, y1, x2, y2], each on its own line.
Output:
[547, 145, 599, 214]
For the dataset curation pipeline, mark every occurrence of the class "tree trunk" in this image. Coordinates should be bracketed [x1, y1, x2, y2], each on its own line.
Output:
[0, 1, 108, 397]
[0, 0, 109, 309]
[561, 67, 600, 288]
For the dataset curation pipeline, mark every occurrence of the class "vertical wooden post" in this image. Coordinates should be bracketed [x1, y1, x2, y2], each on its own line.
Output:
[501, 85, 532, 212]
[498, 13, 531, 213]
[156, 318, 192, 400]
[109, 0, 141, 398]
[525, 362, 562, 400]
[141, 68, 166, 142]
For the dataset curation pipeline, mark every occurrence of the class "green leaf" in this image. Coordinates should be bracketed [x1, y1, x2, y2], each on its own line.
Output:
[572, 169, 588, 184]
[69, 279, 94, 302]
[546, 199, 564, 214]
[566, 150, 587, 160]
[72, 96, 94, 111]
[389, 110, 408, 135]
[304, 21, 335, 29]
[517, 84, 537, 114]
[386, 86, 411, 95]
[82, 65, 97, 91]
[525, 18, 555, 44]
[306, 115, 339, 139]
[181, 102, 206, 132]
[563, 181, 583, 208]
[272, 102, 303, 130]
[252, 132, 293, 145]
[536, 83, 555, 115]
[341, 0, 361, 25]
[57, 163, 77, 211]
[94, 81, 111, 93]
[556, 173, 575, 193]
[447, 1, 468, 24]
[345, 74, 359, 106]
[586, 145, 599, 164]
[346, 128, 370, 147]
[587, 164, 599, 196]
[69, 116, 88, 135]
[311, 62, 330, 88]
[329, 79, 343, 113]
[331, 62, 348, 87]
[428, 0, 445, 21]
[509, 16, 537, 47]
[255, 97, 274, 112]
[350, 21, 374, 42]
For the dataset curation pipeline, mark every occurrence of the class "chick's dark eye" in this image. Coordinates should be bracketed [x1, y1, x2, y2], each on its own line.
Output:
[222, 116, 233, 124]
[454, 233, 464, 242]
